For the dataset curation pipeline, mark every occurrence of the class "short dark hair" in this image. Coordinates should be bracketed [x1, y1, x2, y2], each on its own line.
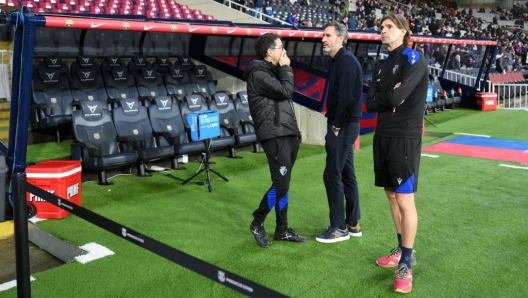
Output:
[254, 33, 281, 59]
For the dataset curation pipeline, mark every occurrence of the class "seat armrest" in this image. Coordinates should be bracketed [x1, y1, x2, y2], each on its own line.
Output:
[168, 94, 184, 103]
[71, 141, 101, 157]
[153, 131, 178, 145]
[116, 136, 141, 150]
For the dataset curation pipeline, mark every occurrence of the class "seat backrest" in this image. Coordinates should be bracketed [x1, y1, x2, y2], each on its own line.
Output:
[148, 96, 190, 147]
[128, 56, 152, 75]
[177, 54, 195, 73]
[71, 101, 119, 156]
[70, 55, 101, 77]
[70, 67, 109, 106]
[209, 92, 240, 137]
[233, 91, 255, 133]
[104, 67, 139, 100]
[179, 93, 208, 129]
[189, 65, 216, 96]
[112, 98, 156, 149]
[37, 55, 70, 78]
[101, 55, 127, 76]
[164, 65, 193, 98]
[32, 69, 73, 116]
[135, 67, 167, 99]
[152, 56, 173, 74]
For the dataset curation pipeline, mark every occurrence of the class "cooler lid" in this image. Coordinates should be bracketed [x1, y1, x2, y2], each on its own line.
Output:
[26, 160, 82, 176]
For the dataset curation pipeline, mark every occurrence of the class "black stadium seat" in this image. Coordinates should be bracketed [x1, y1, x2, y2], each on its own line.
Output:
[147, 96, 205, 170]
[177, 54, 195, 73]
[71, 55, 101, 77]
[36, 55, 69, 78]
[104, 67, 139, 101]
[101, 55, 127, 76]
[164, 65, 194, 101]
[152, 56, 173, 74]
[128, 55, 152, 75]
[70, 67, 109, 108]
[233, 91, 260, 153]
[112, 98, 176, 176]
[189, 65, 216, 97]
[30, 69, 73, 142]
[209, 92, 258, 158]
[134, 67, 167, 103]
[70, 101, 137, 185]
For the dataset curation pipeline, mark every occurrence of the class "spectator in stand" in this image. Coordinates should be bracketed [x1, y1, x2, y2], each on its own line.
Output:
[235, 0, 246, 12]
[462, 49, 475, 68]
[495, 51, 508, 74]
[342, 16, 350, 29]
[504, 47, 514, 72]
[448, 53, 464, 70]
[348, 13, 358, 30]
[306, 20, 313, 27]
[265, 1, 273, 24]
[315, 22, 323, 28]
[299, 16, 308, 27]
[254, 0, 264, 20]
[287, 12, 298, 26]
[512, 57, 525, 72]
[433, 46, 445, 66]
[339, 2, 349, 17]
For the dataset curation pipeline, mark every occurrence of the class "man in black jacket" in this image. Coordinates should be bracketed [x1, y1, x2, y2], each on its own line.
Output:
[366, 13, 428, 294]
[244, 33, 306, 248]
[316, 21, 363, 244]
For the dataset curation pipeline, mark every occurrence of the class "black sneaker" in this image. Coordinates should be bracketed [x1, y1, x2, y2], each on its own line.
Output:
[250, 223, 270, 248]
[274, 228, 307, 243]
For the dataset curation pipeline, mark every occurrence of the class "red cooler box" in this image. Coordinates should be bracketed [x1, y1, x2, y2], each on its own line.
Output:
[26, 160, 82, 219]
[475, 92, 497, 111]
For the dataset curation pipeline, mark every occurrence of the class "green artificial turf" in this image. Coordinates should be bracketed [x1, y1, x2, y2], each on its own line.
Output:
[4, 109, 528, 297]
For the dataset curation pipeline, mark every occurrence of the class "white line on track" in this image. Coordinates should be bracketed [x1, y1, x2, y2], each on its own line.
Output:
[454, 133, 490, 137]
[421, 154, 439, 158]
[498, 164, 528, 170]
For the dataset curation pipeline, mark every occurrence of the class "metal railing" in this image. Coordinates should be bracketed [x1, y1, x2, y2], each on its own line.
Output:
[493, 83, 528, 110]
[223, 0, 289, 25]
[427, 66, 491, 90]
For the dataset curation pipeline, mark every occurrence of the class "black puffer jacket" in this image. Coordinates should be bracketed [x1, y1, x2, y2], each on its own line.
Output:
[243, 60, 300, 142]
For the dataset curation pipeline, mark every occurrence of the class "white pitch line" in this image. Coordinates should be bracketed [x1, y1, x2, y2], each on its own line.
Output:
[454, 133, 490, 137]
[75, 242, 115, 264]
[499, 164, 528, 170]
[421, 154, 439, 158]
[0, 276, 35, 292]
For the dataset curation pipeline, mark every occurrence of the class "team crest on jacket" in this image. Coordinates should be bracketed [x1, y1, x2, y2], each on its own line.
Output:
[393, 65, 399, 74]
[279, 166, 287, 176]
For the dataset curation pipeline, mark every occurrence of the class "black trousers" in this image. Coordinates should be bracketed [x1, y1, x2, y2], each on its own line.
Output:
[253, 136, 299, 229]
[323, 122, 361, 230]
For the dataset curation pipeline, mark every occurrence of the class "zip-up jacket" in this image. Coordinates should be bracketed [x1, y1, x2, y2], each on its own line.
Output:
[243, 59, 300, 142]
[365, 44, 428, 138]
[325, 47, 363, 129]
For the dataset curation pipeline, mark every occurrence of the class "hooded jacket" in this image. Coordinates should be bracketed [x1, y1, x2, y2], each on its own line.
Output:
[243, 59, 300, 142]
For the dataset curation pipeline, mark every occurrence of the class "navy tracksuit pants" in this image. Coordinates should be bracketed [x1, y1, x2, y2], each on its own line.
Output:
[253, 136, 299, 230]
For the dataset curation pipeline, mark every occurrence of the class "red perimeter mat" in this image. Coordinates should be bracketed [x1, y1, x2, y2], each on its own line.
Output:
[422, 143, 528, 163]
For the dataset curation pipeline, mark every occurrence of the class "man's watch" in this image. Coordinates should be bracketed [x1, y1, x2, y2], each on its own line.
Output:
[331, 126, 340, 133]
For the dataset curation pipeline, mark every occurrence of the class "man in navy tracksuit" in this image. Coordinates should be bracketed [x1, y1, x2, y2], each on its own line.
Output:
[316, 21, 364, 244]
[244, 33, 306, 248]
[366, 13, 428, 294]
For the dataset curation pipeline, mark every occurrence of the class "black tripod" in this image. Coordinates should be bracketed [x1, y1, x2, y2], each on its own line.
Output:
[182, 139, 228, 192]
[424, 117, 437, 127]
